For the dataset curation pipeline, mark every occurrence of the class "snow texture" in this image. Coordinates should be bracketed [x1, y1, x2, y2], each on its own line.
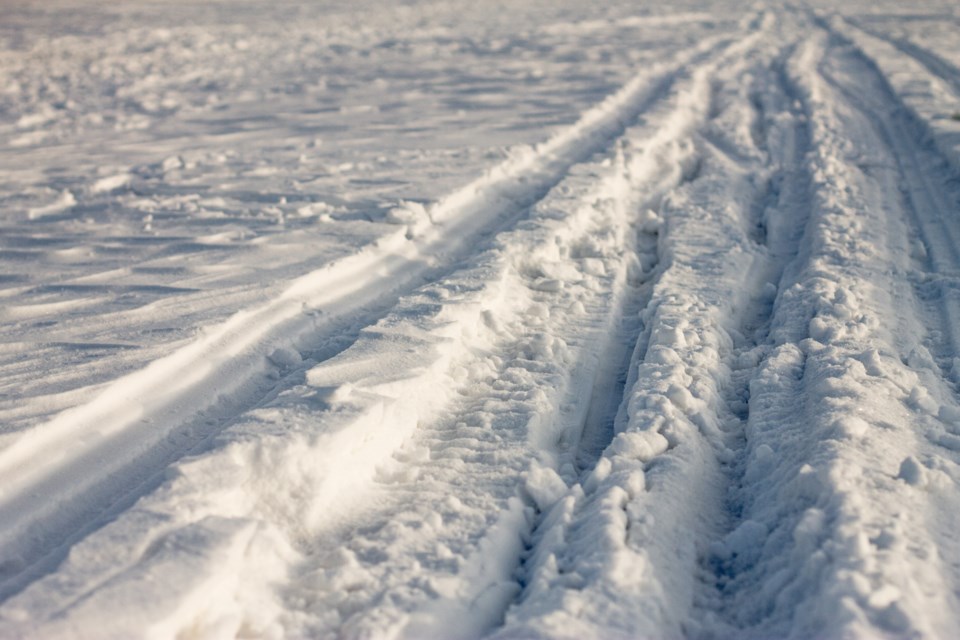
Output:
[2, 0, 960, 638]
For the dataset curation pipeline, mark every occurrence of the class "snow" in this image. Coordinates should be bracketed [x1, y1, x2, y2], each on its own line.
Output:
[3, 0, 960, 638]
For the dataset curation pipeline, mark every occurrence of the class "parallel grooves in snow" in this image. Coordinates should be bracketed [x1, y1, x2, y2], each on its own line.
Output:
[813, 21, 960, 631]
[825, 13, 960, 178]
[280, 28, 754, 636]
[572, 228, 657, 475]
[817, 18, 960, 385]
[490, 20, 780, 638]
[690, 32, 818, 636]
[0, 34, 734, 601]
[692, 18, 960, 637]
[845, 19, 960, 99]
[9, 5, 960, 638]
[849, 65, 960, 385]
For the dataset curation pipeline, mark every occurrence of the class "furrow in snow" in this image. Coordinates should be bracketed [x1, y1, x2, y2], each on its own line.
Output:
[570, 224, 656, 475]
[490, 16, 791, 638]
[298, 24, 762, 634]
[688, 28, 817, 637]
[815, 18, 960, 633]
[829, 48, 960, 391]
[0, 33, 734, 604]
[845, 18, 960, 100]
[822, 13, 960, 177]
[687, 21, 960, 638]
[0, 22, 758, 638]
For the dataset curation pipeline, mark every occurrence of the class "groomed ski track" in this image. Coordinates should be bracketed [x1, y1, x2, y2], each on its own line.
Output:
[3, 3, 960, 638]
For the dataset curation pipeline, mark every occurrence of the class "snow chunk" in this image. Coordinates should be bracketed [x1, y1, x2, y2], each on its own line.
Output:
[724, 519, 767, 566]
[296, 202, 336, 221]
[583, 457, 612, 493]
[161, 155, 184, 172]
[906, 345, 937, 372]
[581, 258, 606, 276]
[897, 456, 926, 487]
[937, 404, 960, 430]
[859, 348, 884, 376]
[651, 324, 687, 349]
[754, 443, 774, 462]
[384, 200, 430, 226]
[666, 383, 694, 412]
[620, 469, 646, 497]
[868, 585, 902, 610]
[808, 316, 835, 342]
[28, 190, 76, 219]
[523, 463, 568, 512]
[91, 173, 131, 194]
[831, 415, 869, 439]
[611, 431, 669, 463]
[907, 385, 938, 415]
[646, 346, 681, 366]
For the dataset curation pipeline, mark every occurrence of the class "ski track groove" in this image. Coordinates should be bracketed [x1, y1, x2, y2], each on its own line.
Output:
[284, 169, 659, 638]
[826, 24, 960, 633]
[508, 162, 669, 624]
[496, 23, 807, 638]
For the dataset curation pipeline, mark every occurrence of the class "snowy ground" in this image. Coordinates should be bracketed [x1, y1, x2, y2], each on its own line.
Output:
[2, 0, 960, 637]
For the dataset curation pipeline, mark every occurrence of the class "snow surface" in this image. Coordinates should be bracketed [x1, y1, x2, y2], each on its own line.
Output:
[2, 0, 960, 638]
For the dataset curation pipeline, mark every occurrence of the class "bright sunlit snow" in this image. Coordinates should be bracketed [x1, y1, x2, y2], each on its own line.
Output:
[2, 0, 960, 638]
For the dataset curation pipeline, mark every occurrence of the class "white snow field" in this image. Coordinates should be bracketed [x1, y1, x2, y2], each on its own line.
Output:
[2, 0, 960, 637]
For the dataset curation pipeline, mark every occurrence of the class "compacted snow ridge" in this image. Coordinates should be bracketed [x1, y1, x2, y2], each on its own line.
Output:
[2, 1, 960, 638]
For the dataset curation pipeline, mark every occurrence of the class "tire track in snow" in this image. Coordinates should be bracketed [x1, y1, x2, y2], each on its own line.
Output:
[689, 19, 960, 637]
[570, 220, 658, 475]
[811, 19, 960, 633]
[843, 18, 960, 100]
[824, 13, 960, 178]
[0, 27, 752, 636]
[489, 19, 797, 638]
[279, 29, 753, 635]
[813, 17, 960, 394]
[826, 43, 960, 390]
[0, 34, 736, 604]
[689, 33, 818, 637]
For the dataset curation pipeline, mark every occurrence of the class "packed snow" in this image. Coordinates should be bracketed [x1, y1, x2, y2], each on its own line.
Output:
[2, 0, 960, 638]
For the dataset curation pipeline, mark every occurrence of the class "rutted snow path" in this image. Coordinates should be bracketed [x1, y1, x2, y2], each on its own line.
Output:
[0, 29, 732, 604]
[3, 1, 960, 638]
